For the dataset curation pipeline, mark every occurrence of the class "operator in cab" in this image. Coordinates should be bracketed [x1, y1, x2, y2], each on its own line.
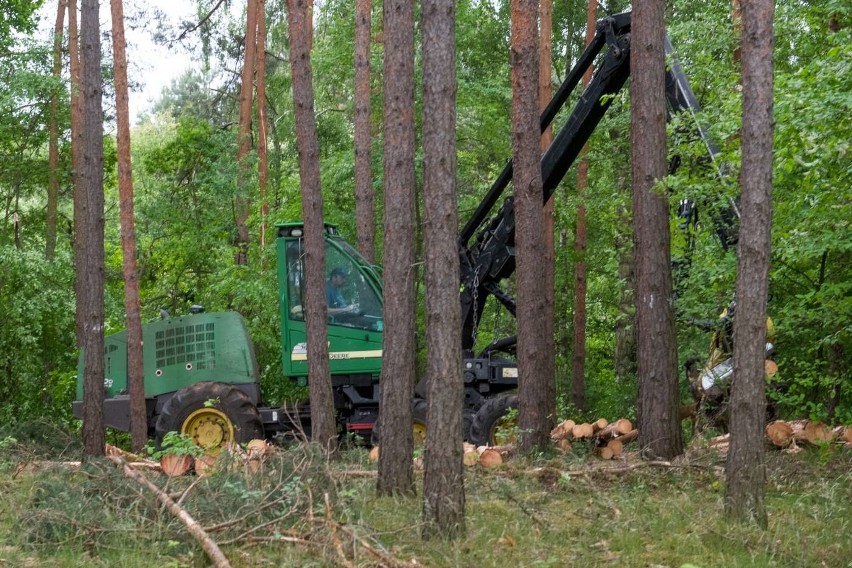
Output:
[326, 267, 358, 316]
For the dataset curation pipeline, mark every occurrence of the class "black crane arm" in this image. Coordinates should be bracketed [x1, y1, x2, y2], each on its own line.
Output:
[458, 11, 729, 354]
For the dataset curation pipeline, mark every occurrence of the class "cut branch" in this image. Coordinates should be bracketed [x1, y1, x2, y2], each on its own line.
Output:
[106, 455, 232, 568]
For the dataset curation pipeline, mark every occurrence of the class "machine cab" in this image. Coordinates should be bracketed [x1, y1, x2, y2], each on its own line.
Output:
[276, 222, 383, 382]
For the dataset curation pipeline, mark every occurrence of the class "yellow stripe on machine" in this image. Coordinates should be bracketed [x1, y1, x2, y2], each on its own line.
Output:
[291, 349, 383, 362]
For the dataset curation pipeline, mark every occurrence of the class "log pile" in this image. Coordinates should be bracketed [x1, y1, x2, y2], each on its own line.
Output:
[700, 419, 851, 454]
[765, 419, 851, 451]
[551, 417, 638, 460]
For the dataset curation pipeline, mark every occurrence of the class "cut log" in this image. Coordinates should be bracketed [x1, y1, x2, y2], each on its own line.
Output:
[766, 420, 794, 448]
[368, 446, 379, 462]
[787, 419, 809, 439]
[555, 438, 572, 453]
[195, 454, 217, 477]
[463, 450, 480, 466]
[596, 419, 633, 442]
[597, 446, 614, 460]
[246, 439, 272, 458]
[479, 448, 503, 468]
[572, 423, 595, 439]
[160, 454, 193, 477]
[800, 421, 833, 445]
[606, 438, 623, 457]
[105, 443, 146, 462]
[832, 425, 852, 444]
[616, 429, 638, 445]
[591, 418, 608, 434]
[709, 433, 730, 447]
[764, 359, 778, 377]
[550, 419, 576, 441]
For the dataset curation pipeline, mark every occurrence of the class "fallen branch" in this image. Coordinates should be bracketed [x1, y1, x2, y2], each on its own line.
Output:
[106, 455, 232, 568]
[330, 469, 378, 478]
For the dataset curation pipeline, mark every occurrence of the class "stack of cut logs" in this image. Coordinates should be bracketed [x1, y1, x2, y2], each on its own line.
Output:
[765, 419, 852, 452]
[550, 417, 638, 460]
[370, 444, 511, 468]
[157, 439, 274, 477]
[367, 417, 852, 468]
[706, 419, 852, 454]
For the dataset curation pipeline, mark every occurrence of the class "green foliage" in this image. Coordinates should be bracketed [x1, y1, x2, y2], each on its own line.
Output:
[144, 431, 205, 460]
[0, 0, 40, 49]
[0, 246, 76, 426]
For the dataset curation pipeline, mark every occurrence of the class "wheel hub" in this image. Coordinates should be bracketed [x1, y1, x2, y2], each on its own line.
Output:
[182, 408, 234, 452]
[413, 422, 427, 446]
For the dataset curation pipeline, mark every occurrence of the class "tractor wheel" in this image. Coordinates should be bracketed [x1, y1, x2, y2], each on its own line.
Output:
[469, 394, 519, 446]
[412, 399, 428, 447]
[155, 382, 263, 454]
[462, 408, 476, 443]
[371, 399, 430, 448]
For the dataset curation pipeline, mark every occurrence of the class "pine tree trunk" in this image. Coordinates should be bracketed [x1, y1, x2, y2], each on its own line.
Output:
[46, 0, 66, 261]
[571, 0, 596, 412]
[256, 0, 269, 252]
[539, 0, 555, 422]
[79, 0, 105, 458]
[631, 0, 683, 460]
[110, 0, 145, 453]
[68, 0, 84, 346]
[377, 0, 416, 497]
[421, 0, 464, 538]
[725, 0, 774, 527]
[511, 0, 553, 453]
[235, 0, 258, 266]
[354, 0, 375, 263]
[287, 0, 337, 452]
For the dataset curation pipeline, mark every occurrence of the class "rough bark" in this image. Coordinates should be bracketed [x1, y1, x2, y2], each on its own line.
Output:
[421, 0, 464, 539]
[46, 0, 66, 261]
[110, 0, 145, 452]
[256, 0, 269, 251]
[287, 0, 337, 452]
[68, 0, 84, 345]
[235, 0, 258, 266]
[539, 0, 555, 423]
[631, 0, 683, 460]
[79, 0, 105, 458]
[725, 0, 774, 527]
[571, 1, 596, 412]
[377, 0, 416, 497]
[377, 0, 416, 495]
[512, 0, 553, 453]
[354, 0, 375, 263]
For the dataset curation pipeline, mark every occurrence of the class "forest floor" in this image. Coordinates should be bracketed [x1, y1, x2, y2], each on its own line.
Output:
[0, 423, 850, 568]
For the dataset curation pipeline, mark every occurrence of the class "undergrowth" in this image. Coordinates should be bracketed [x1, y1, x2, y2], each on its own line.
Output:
[1, 425, 850, 567]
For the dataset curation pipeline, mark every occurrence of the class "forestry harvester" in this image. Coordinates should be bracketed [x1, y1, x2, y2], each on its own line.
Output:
[73, 12, 752, 451]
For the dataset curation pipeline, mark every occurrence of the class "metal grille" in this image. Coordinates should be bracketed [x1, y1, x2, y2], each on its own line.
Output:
[155, 323, 216, 370]
[104, 343, 118, 375]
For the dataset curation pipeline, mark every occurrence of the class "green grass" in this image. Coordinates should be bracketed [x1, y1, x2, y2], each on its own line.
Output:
[1, 440, 850, 568]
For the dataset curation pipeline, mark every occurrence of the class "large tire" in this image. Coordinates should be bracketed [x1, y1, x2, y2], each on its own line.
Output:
[412, 399, 428, 447]
[470, 394, 518, 446]
[155, 382, 263, 453]
[371, 398, 429, 447]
